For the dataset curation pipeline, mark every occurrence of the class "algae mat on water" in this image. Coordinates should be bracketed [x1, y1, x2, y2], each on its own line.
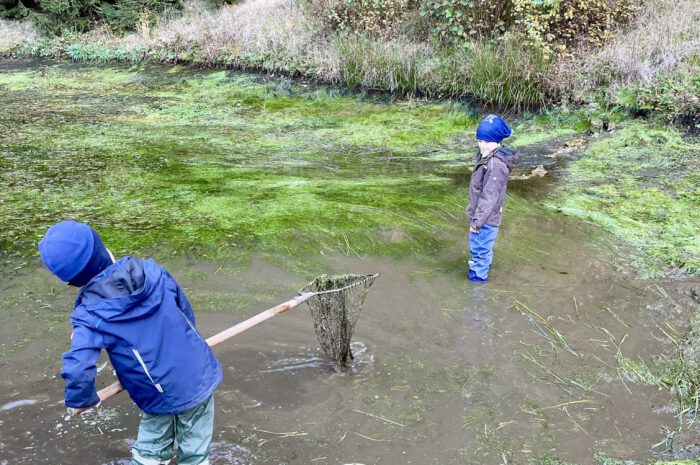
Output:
[0, 61, 483, 271]
[549, 123, 700, 277]
[3, 61, 696, 279]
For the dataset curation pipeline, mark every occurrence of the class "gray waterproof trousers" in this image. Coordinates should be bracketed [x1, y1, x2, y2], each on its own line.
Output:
[132, 395, 214, 465]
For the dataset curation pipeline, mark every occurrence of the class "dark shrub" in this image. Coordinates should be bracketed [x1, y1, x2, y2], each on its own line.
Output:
[0, 0, 181, 34]
[0, 0, 30, 19]
[419, 0, 513, 46]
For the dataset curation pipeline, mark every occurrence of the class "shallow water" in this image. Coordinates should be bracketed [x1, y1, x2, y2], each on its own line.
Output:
[1, 59, 699, 465]
[1, 242, 697, 464]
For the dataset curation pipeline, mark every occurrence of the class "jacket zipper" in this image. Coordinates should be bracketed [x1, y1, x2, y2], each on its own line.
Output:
[132, 348, 164, 393]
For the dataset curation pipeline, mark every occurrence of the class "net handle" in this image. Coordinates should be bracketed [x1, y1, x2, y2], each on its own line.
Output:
[87, 273, 379, 412]
[300, 273, 380, 297]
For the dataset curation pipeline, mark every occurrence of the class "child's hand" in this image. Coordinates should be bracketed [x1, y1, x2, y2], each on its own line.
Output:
[67, 401, 101, 416]
[469, 225, 480, 234]
[67, 407, 87, 416]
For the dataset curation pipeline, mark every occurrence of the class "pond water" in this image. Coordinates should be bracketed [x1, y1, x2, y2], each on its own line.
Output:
[1, 60, 698, 465]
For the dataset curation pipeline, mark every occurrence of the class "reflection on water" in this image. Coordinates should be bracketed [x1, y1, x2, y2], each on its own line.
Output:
[260, 341, 374, 374]
[210, 441, 255, 465]
[1, 399, 38, 410]
[461, 284, 494, 366]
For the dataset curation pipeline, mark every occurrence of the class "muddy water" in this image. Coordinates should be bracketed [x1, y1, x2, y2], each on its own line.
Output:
[1, 60, 699, 465]
[1, 214, 697, 464]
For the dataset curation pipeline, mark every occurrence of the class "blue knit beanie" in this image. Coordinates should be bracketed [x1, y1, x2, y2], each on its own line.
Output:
[38, 220, 113, 287]
[476, 115, 512, 143]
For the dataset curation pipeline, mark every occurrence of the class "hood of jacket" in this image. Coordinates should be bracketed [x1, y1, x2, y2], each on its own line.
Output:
[75, 257, 165, 322]
[475, 145, 519, 171]
[492, 145, 519, 171]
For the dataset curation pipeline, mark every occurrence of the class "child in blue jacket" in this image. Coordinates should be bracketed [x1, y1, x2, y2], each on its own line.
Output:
[39, 220, 222, 465]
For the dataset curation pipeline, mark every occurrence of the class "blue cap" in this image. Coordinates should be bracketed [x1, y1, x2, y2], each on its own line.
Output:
[476, 115, 512, 143]
[38, 220, 113, 287]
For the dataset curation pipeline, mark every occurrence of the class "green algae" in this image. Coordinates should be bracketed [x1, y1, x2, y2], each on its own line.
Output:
[550, 123, 700, 277]
[0, 62, 481, 270]
[2, 60, 698, 280]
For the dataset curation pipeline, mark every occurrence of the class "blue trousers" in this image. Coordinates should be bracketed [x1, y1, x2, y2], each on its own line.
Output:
[132, 395, 214, 465]
[468, 224, 499, 281]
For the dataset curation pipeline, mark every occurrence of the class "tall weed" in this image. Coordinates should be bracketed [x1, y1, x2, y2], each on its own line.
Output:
[332, 34, 548, 109]
[332, 34, 432, 95]
[438, 41, 548, 110]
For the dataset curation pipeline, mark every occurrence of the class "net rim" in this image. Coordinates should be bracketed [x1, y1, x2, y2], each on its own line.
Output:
[299, 273, 379, 297]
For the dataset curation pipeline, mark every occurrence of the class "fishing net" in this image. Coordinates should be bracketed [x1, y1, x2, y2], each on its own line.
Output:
[301, 273, 378, 370]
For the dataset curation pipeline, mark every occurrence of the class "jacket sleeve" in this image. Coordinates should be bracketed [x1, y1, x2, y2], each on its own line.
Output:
[61, 324, 105, 408]
[174, 280, 197, 328]
[162, 268, 198, 327]
[472, 158, 509, 229]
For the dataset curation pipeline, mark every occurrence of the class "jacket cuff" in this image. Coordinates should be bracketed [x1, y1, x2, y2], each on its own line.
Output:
[65, 391, 100, 409]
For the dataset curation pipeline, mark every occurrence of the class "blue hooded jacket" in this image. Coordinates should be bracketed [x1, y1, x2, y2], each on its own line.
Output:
[62, 256, 222, 415]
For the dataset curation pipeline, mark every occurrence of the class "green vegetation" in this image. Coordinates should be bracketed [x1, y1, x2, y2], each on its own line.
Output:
[2, 63, 697, 279]
[2, 0, 696, 119]
[618, 313, 700, 430]
[550, 122, 700, 277]
[333, 34, 548, 109]
[596, 454, 700, 465]
[1, 0, 181, 34]
[619, 71, 700, 130]
[0, 64, 479, 271]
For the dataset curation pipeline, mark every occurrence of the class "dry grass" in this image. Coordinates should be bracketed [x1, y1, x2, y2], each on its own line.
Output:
[25, 0, 544, 109]
[152, 0, 320, 63]
[568, 0, 700, 89]
[72, 0, 322, 66]
[598, 0, 700, 85]
[45, 0, 312, 68]
[0, 18, 39, 52]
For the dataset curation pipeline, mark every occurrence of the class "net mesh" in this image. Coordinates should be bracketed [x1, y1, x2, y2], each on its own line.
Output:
[301, 274, 377, 370]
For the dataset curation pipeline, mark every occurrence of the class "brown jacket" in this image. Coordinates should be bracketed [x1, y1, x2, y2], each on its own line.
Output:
[466, 146, 519, 229]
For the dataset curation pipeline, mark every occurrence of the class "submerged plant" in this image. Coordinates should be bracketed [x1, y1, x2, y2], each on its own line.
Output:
[618, 315, 700, 430]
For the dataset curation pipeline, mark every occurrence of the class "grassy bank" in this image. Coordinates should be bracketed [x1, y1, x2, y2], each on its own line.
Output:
[0, 8, 549, 111]
[2, 0, 698, 120]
